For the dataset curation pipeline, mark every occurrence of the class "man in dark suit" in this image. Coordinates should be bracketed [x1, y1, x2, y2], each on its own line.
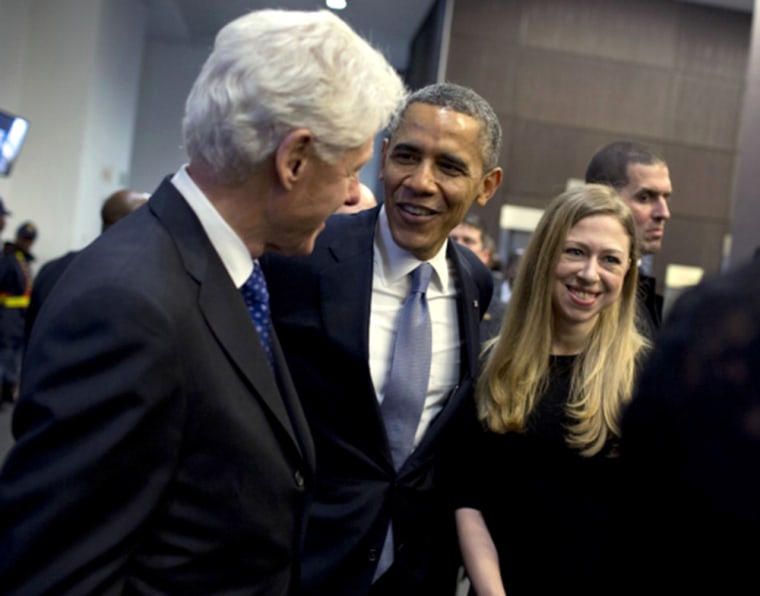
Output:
[449, 212, 506, 341]
[618, 255, 760, 594]
[262, 82, 504, 595]
[0, 9, 404, 595]
[585, 141, 672, 339]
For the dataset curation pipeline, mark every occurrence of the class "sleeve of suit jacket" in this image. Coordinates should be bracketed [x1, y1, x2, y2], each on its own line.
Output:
[0, 274, 186, 594]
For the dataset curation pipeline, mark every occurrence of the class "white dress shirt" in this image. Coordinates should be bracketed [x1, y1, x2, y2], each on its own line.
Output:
[369, 206, 460, 449]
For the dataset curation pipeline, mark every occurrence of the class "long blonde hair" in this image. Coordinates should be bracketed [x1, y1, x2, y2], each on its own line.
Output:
[476, 184, 648, 456]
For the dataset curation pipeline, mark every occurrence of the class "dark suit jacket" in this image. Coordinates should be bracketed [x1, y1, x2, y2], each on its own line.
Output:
[618, 257, 760, 594]
[636, 273, 663, 341]
[0, 179, 315, 595]
[261, 207, 492, 596]
[24, 248, 79, 343]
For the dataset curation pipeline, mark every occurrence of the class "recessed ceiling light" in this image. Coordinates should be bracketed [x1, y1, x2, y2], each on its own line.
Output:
[326, 0, 348, 10]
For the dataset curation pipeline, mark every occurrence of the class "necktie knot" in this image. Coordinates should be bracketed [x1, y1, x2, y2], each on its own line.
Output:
[410, 262, 433, 295]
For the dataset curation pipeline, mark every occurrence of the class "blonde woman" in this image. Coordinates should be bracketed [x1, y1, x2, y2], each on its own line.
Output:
[452, 184, 649, 595]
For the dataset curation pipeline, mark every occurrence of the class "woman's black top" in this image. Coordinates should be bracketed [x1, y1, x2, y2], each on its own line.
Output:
[452, 355, 621, 596]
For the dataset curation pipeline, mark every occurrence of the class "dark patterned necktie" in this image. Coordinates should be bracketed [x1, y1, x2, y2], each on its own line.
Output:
[240, 260, 274, 368]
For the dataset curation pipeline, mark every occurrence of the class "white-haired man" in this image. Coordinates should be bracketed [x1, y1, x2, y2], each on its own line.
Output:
[0, 10, 404, 595]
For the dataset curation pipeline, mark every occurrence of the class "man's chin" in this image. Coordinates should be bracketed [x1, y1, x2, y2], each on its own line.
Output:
[268, 236, 318, 257]
[641, 243, 661, 256]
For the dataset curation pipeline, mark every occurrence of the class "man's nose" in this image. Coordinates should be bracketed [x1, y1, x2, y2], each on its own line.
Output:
[406, 161, 437, 193]
[652, 197, 671, 220]
[344, 176, 361, 205]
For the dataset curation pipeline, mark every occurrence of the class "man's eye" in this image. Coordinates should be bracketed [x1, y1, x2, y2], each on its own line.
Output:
[439, 162, 464, 175]
[392, 152, 415, 163]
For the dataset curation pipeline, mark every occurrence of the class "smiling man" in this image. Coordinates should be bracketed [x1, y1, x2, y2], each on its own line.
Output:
[585, 141, 673, 338]
[262, 82, 503, 595]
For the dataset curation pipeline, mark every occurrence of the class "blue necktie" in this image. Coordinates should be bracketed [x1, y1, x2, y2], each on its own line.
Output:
[381, 262, 434, 469]
[240, 260, 274, 368]
[374, 263, 434, 581]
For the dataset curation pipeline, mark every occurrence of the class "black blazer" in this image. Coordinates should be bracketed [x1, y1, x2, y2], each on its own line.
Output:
[0, 179, 315, 595]
[262, 207, 492, 595]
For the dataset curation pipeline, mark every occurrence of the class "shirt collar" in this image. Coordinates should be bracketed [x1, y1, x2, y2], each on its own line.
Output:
[375, 204, 450, 291]
[171, 165, 254, 287]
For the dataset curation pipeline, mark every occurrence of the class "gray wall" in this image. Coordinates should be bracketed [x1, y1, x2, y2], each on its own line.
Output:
[445, 0, 751, 286]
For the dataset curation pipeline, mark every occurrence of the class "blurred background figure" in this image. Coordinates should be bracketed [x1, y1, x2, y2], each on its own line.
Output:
[618, 254, 760, 594]
[336, 181, 378, 214]
[25, 188, 149, 338]
[0, 197, 11, 236]
[499, 248, 524, 305]
[100, 188, 150, 231]
[450, 212, 505, 341]
[0, 221, 37, 404]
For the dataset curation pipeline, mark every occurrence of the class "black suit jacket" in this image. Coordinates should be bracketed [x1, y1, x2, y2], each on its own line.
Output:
[262, 207, 492, 595]
[24, 248, 79, 343]
[636, 273, 663, 341]
[0, 179, 315, 595]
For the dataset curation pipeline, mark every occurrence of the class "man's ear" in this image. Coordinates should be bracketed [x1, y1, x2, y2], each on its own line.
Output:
[275, 128, 313, 190]
[379, 137, 390, 181]
[475, 166, 504, 207]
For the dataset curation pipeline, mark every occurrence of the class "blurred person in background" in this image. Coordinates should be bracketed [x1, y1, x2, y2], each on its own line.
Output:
[0, 221, 37, 404]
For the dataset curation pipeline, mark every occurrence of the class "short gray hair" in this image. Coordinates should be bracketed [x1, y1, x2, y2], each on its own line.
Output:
[388, 82, 502, 171]
[183, 10, 406, 183]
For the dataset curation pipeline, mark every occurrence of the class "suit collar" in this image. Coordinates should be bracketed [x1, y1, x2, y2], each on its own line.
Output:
[318, 208, 483, 380]
[374, 205, 450, 292]
[171, 165, 253, 287]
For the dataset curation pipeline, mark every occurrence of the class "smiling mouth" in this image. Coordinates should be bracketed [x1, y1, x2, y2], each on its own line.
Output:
[567, 286, 600, 303]
[398, 203, 437, 217]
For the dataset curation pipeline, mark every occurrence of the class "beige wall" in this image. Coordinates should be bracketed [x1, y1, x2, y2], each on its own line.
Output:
[445, 0, 751, 287]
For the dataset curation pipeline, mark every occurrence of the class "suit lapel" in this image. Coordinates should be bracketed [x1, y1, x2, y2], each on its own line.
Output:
[149, 180, 308, 461]
[318, 210, 391, 457]
[271, 333, 316, 472]
[449, 242, 483, 378]
[319, 210, 377, 379]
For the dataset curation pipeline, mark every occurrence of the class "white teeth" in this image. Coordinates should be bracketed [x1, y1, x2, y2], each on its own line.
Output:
[570, 289, 595, 299]
[402, 204, 433, 216]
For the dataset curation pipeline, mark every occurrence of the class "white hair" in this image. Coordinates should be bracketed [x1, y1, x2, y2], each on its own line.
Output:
[182, 9, 406, 183]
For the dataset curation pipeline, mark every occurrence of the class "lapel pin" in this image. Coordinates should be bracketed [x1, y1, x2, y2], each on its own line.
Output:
[473, 299, 479, 308]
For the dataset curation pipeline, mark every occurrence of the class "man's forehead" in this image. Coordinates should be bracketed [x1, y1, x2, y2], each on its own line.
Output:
[453, 222, 479, 234]
[625, 162, 672, 190]
[394, 104, 482, 140]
